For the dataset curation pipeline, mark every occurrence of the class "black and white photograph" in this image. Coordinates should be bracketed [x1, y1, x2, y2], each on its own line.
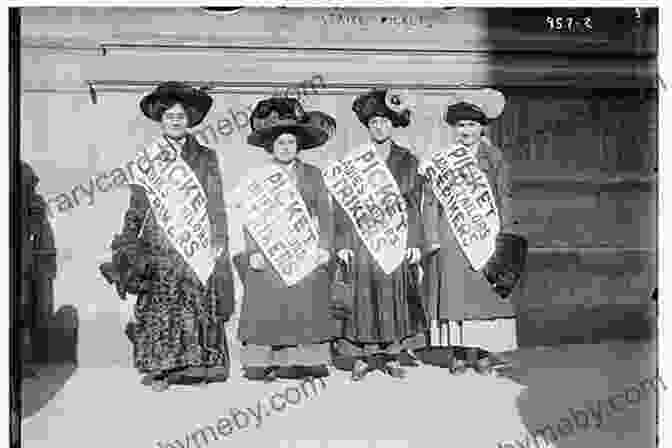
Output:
[11, 5, 663, 448]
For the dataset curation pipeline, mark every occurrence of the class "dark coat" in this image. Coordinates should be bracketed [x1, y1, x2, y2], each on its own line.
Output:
[122, 134, 235, 318]
[121, 134, 235, 376]
[237, 159, 339, 346]
[333, 142, 427, 344]
[422, 139, 517, 321]
[20, 162, 56, 332]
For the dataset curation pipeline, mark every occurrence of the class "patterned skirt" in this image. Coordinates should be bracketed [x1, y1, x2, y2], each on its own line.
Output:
[133, 258, 230, 381]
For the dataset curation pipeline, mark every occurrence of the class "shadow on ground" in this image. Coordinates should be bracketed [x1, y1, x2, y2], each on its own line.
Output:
[497, 338, 657, 448]
[22, 304, 80, 420]
[22, 362, 77, 419]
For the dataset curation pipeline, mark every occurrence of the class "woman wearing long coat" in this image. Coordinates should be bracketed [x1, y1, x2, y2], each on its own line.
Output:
[333, 88, 427, 381]
[20, 161, 57, 378]
[113, 82, 235, 391]
[421, 89, 522, 374]
[237, 97, 339, 381]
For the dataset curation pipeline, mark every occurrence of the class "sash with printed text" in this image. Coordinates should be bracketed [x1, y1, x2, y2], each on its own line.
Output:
[323, 144, 408, 275]
[424, 144, 500, 271]
[237, 164, 320, 287]
[129, 136, 219, 286]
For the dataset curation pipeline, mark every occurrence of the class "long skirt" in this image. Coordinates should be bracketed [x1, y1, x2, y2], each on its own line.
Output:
[334, 246, 427, 360]
[133, 261, 230, 382]
[238, 257, 338, 368]
[423, 216, 518, 354]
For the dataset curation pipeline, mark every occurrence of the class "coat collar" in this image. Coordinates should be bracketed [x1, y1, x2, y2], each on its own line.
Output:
[368, 140, 405, 163]
[180, 133, 204, 163]
[291, 158, 306, 184]
[474, 139, 494, 171]
[387, 140, 411, 166]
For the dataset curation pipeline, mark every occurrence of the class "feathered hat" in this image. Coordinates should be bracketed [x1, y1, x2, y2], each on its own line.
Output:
[139, 81, 213, 128]
[352, 88, 411, 128]
[247, 97, 336, 151]
[444, 88, 506, 126]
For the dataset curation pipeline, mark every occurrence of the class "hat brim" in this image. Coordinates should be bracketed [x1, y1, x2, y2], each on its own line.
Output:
[140, 85, 213, 128]
[247, 122, 330, 151]
[444, 102, 491, 126]
[443, 89, 506, 125]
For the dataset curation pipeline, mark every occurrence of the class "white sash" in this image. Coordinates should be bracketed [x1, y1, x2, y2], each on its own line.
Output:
[323, 143, 408, 274]
[424, 144, 500, 271]
[129, 136, 219, 286]
[238, 164, 320, 287]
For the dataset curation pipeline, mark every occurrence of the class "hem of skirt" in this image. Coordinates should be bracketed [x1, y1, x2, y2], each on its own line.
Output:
[334, 333, 426, 357]
[135, 360, 229, 376]
[239, 337, 337, 347]
[240, 342, 332, 367]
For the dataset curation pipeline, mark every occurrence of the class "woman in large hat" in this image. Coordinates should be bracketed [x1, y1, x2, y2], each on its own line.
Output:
[420, 88, 527, 374]
[108, 81, 235, 391]
[236, 97, 339, 381]
[332, 88, 427, 381]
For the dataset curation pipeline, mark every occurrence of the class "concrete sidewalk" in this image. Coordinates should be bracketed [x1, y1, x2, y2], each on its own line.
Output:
[22, 339, 657, 448]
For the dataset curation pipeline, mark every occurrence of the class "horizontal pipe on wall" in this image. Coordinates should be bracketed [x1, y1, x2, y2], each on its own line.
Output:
[511, 174, 657, 193]
[19, 85, 524, 95]
[528, 247, 654, 254]
[514, 175, 657, 185]
[22, 43, 656, 90]
[23, 81, 660, 95]
[20, 40, 657, 61]
[98, 43, 657, 58]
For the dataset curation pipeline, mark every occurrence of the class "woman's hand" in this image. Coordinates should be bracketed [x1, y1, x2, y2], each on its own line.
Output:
[316, 248, 330, 266]
[427, 243, 441, 257]
[405, 247, 421, 265]
[337, 249, 354, 266]
[249, 252, 266, 271]
[418, 158, 433, 177]
[414, 264, 424, 284]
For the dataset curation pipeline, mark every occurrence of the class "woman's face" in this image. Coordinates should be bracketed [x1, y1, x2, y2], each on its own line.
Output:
[272, 133, 298, 164]
[161, 103, 189, 139]
[367, 115, 393, 144]
[454, 119, 483, 148]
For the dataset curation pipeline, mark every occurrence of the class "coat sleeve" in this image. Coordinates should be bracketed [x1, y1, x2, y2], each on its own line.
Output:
[204, 149, 235, 320]
[35, 210, 58, 280]
[403, 154, 426, 252]
[312, 167, 334, 253]
[497, 155, 514, 233]
[243, 227, 260, 255]
[205, 150, 229, 253]
[230, 228, 258, 282]
[332, 197, 352, 252]
[421, 177, 442, 253]
[121, 185, 150, 239]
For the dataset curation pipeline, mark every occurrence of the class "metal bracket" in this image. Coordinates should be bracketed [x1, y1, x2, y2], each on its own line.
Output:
[87, 81, 98, 104]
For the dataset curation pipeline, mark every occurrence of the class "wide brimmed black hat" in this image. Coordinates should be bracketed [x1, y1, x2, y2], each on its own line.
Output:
[352, 88, 411, 128]
[247, 97, 336, 151]
[139, 81, 213, 128]
[444, 88, 506, 126]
